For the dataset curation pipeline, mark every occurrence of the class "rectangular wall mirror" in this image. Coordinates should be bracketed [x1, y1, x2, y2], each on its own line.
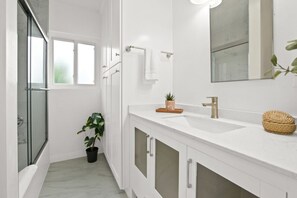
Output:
[210, 0, 273, 82]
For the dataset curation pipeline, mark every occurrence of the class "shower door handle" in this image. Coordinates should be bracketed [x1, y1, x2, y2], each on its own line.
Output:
[25, 88, 50, 91]
[18, 116, 24, 127]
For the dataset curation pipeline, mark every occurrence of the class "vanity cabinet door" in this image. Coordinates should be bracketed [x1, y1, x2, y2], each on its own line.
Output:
[187, 147, 260, 198]
[150, 132, 187, 198]
[130, 120, 153, 198]
[260, 182, 287, 198]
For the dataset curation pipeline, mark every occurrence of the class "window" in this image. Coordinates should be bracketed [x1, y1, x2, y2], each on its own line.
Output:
[77, 43, 95, 84]
[53, 39, 96, 85]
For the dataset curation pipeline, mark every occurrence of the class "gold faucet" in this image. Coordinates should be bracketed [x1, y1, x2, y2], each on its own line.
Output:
[202, 97, 219, 119]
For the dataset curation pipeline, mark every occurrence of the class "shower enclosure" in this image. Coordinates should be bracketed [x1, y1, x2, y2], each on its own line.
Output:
[17, 0, 48, 172]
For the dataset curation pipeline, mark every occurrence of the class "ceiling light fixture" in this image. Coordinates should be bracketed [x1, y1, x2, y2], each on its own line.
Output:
[209, 0, 222, 8]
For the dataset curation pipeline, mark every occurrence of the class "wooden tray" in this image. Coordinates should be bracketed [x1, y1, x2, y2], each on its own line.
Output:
[156, 108, 183, 114]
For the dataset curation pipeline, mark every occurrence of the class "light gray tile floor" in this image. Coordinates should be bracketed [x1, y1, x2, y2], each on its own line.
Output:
[39, 154, 127, 198]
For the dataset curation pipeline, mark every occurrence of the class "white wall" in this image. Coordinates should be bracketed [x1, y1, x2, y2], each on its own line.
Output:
[48, 0, 102, 162]
[173, 0, 297, 116]
[49, 0, 100, 39]
[122, 0, 173, 191]
[0, 0, 19, 197]
[48, 89, 101, 162]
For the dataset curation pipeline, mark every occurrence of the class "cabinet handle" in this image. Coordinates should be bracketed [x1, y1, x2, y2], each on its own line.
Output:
[286, 192, 288, 198]
[146, 135, 150, 154]
[102, 65, 107, 68]
[115, 53, 120, 56]
[149, 137, 154, 157]
[187, 159, 192, 188]
[111, 69, 120, 75]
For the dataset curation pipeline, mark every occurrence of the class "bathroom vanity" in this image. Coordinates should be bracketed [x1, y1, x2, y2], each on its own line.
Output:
[129, 105, 297, 198]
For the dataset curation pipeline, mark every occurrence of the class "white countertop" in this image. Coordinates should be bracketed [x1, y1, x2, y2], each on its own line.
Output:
[129, 105, 297, 180]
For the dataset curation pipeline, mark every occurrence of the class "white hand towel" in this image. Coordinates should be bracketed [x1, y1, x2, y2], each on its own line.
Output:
[144, 48, 151, 78]
[145, 49, 159, 81]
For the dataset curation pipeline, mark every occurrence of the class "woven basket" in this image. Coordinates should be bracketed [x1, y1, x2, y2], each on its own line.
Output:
[263, 111, 295, 124]
[263, 121, 296, 135]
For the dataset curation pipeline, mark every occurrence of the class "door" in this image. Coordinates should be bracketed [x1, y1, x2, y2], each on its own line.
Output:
[102, 71, 110, 160]
[30, 19, 48, 162]
[110, 0, 121, 66]
[150, 132, 187, 198]
[109, 64, 122, 187]
[100, 0, 110, 73]
[130, 120, 153, 198]
[187, 147, 260, 198]
[17, 3, 29, 171]
[130, 120, 187, 198]
[17, 2, 48, 171]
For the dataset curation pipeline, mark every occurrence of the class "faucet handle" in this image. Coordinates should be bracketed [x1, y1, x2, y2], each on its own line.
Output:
[207, 96, 218, 99]
[207, 96, 218, 102]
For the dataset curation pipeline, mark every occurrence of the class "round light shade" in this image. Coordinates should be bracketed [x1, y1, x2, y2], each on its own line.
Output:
[189, 0, 209, 5]
[209, 0, 222, 8]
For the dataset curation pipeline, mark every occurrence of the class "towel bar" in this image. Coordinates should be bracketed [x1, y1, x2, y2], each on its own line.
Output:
[125, 45, 145, 52]
[161, 51, 174, 58]
[125, 45, 173, 58]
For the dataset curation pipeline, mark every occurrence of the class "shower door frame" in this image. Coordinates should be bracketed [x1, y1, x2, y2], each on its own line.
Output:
[18, 0, 49, 167]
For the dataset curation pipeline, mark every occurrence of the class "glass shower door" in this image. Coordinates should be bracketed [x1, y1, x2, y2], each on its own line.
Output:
[17, 1, 48, 171]
[29, 19, 48, 163]
[17, 3, 29, 171]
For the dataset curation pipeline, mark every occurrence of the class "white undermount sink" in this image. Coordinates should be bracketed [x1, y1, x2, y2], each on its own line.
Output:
[163, 115, 244, 133]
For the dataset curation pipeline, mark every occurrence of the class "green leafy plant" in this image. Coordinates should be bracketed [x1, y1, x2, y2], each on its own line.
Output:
[165, 92, 175, 101]
[77, 113, 105, 151]
[271, 39, 297, 78]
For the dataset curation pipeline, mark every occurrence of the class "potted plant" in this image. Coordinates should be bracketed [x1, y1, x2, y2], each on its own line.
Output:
[165, 92, 175, 110]
[77, 113, 105, 163]
[271, 39, 297, 78]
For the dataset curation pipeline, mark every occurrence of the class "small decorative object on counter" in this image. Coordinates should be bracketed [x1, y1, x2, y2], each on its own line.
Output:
[165, 92, 175, 111]
[156, 108, 183, 114]
[77, 113, 105, 163]
[262, 110, 296, 135]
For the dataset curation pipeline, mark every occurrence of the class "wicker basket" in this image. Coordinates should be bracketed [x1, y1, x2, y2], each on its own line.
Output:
[263, 121, 296, 135]
[263, 111, 295, 124]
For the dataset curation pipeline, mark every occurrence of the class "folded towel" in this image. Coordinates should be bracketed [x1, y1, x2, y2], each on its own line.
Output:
[145, 48, 159, 81]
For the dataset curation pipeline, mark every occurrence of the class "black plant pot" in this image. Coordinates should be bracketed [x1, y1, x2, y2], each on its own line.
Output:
[86, 147, 98, 163]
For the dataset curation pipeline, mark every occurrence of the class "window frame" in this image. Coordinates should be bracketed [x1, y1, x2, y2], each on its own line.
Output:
[50, 37, 97, 88]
